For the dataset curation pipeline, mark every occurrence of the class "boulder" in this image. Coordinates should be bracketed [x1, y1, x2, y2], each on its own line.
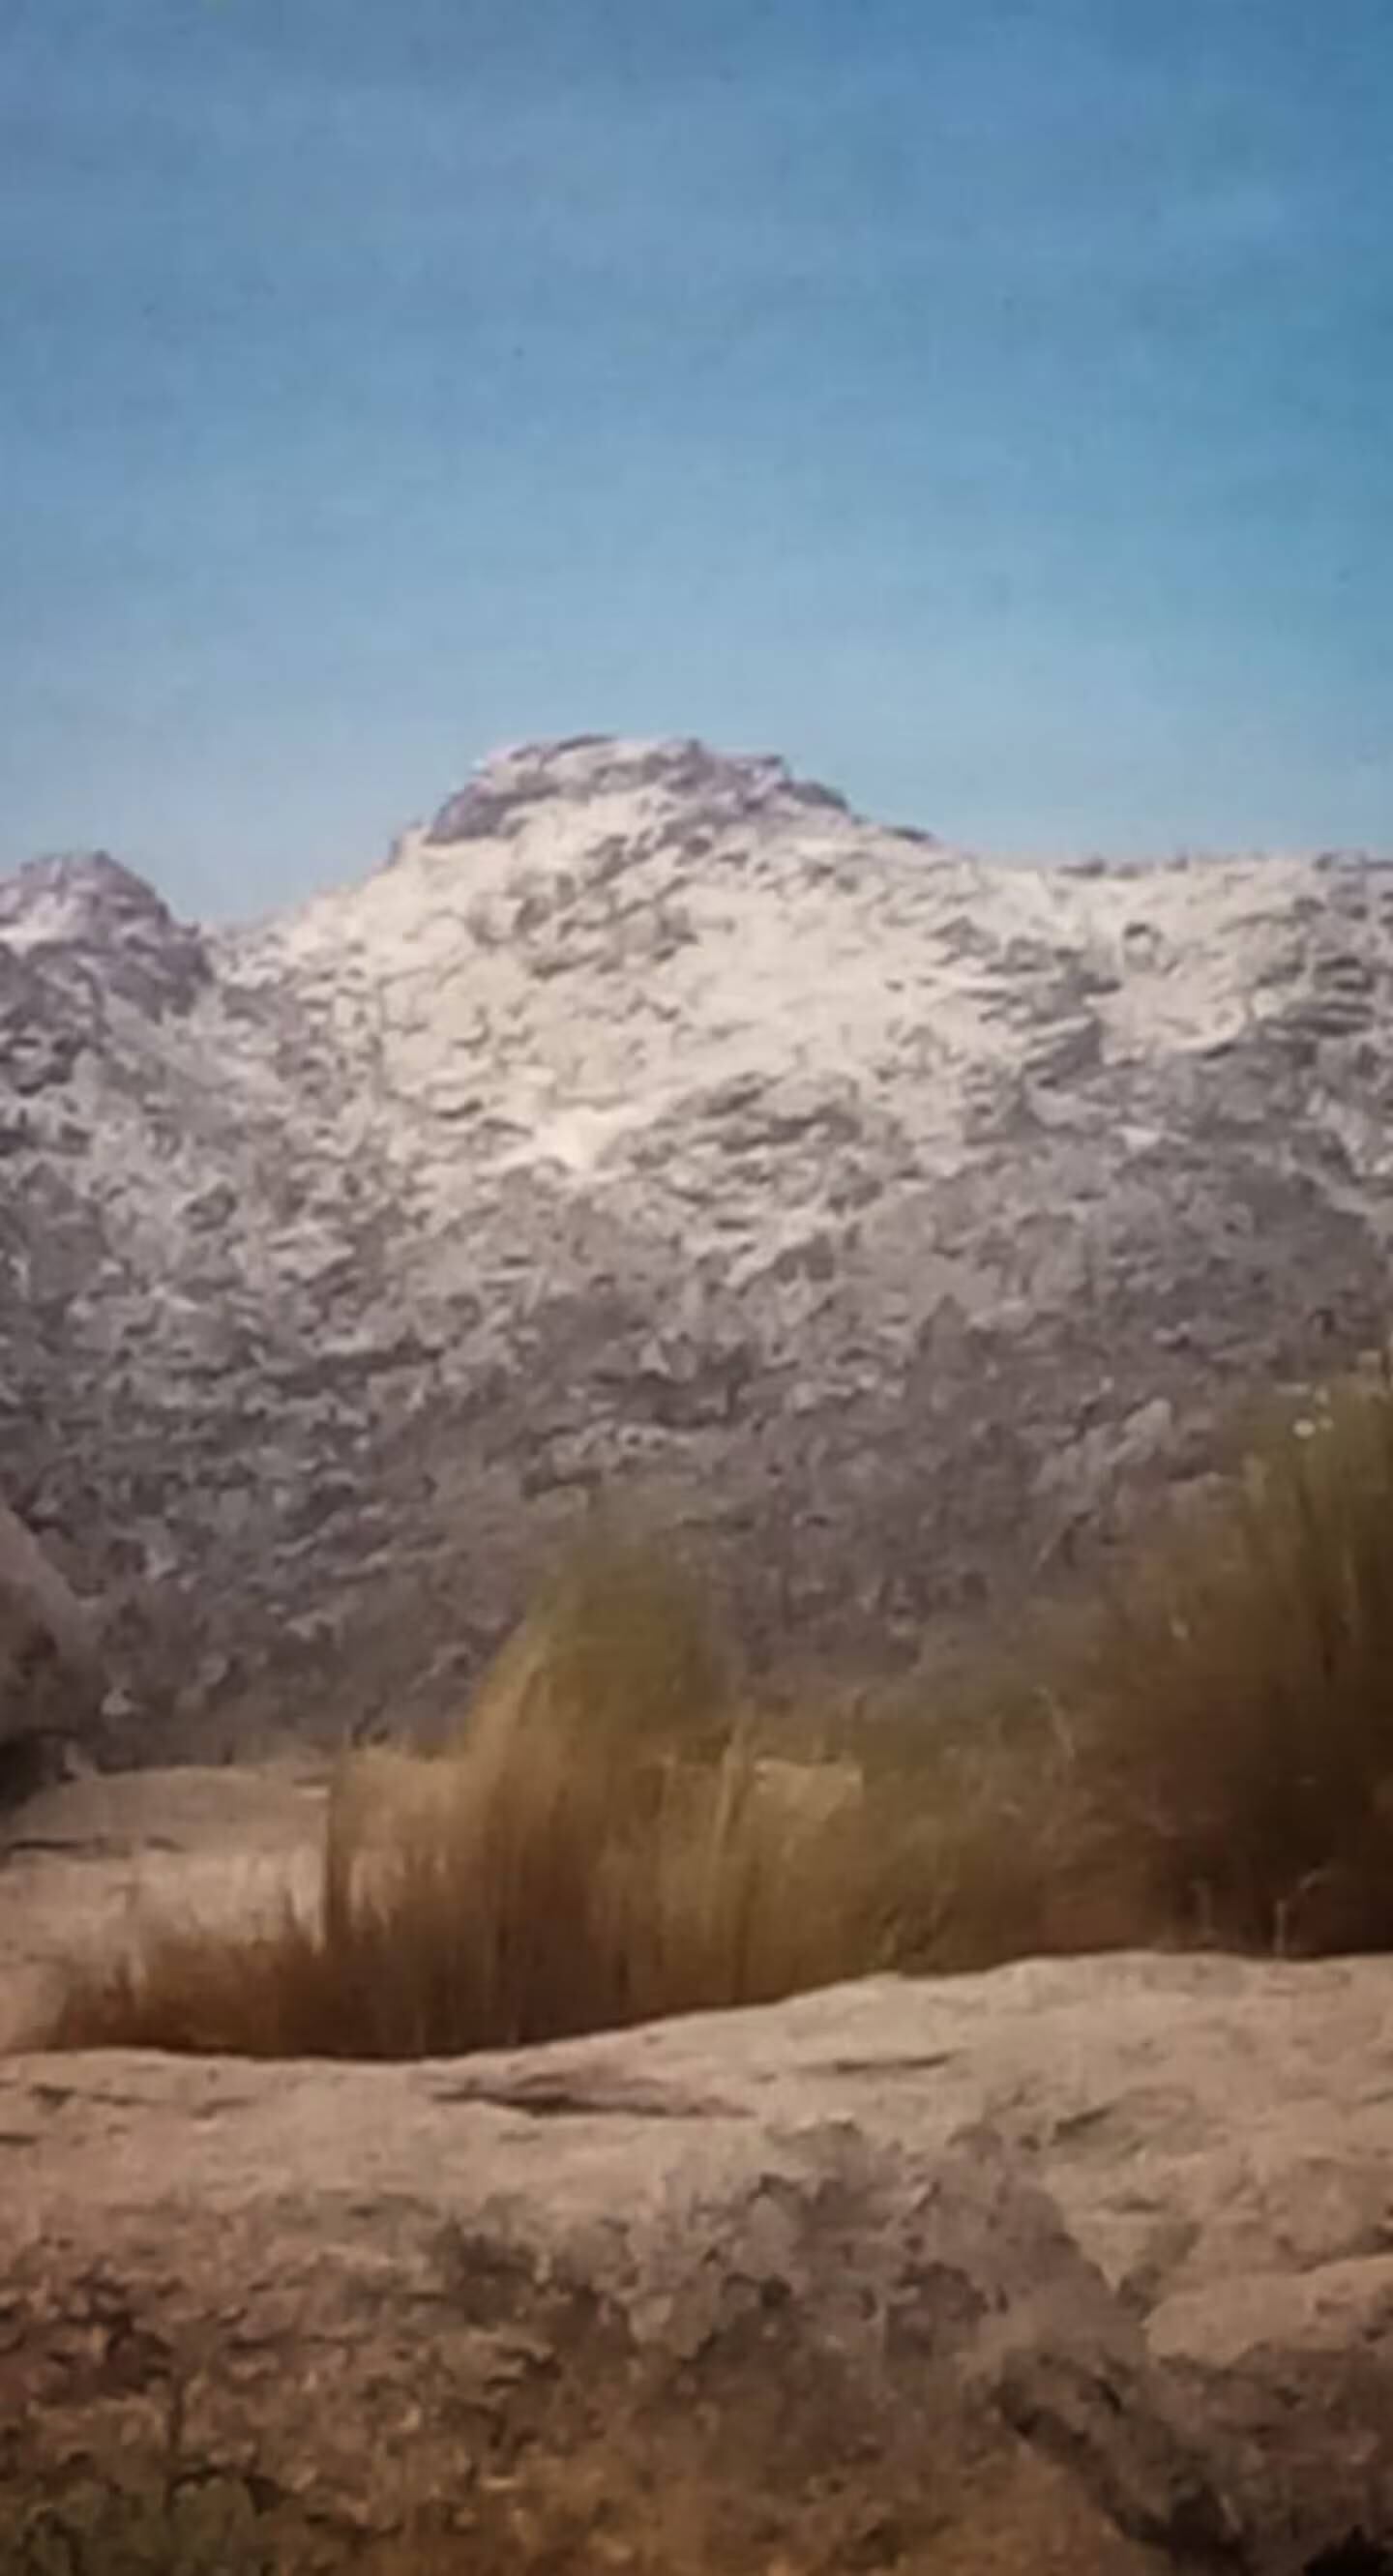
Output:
[0, 1496, 103, 1804]
[3, 1779, 1393, 2570]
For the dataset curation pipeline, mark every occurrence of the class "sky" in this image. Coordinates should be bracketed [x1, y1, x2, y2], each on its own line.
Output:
[2, 0, 1391, 916]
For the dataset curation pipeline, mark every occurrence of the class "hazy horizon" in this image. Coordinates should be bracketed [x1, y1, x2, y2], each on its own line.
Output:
[3, 0, 1391, 915]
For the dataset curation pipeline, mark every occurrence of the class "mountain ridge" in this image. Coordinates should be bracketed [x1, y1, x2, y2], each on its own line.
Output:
[4, 733, 1391, 1752]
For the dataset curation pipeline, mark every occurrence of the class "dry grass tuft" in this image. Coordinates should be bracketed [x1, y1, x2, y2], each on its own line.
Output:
[869, 1367, 1393, 1969]
[33, 1541, 915, 2057]
[1054, 1368, 1393, 1953]
[28, 1369, 1393, 2058]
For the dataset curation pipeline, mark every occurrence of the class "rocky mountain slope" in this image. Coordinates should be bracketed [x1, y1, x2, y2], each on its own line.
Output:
[3, 734, 1392, 1747]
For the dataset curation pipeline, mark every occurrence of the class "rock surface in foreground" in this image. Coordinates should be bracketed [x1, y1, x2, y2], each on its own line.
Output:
[4, 1780, 1393, 2571]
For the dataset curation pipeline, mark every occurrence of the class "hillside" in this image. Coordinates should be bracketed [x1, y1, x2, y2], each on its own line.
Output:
[3, 735, 1391, 1748]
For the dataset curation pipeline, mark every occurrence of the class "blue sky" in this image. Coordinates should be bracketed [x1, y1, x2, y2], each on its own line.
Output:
[2, 0, 1391, 914]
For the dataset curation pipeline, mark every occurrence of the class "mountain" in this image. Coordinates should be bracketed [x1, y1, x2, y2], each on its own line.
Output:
[3, 735, 1391, 1752]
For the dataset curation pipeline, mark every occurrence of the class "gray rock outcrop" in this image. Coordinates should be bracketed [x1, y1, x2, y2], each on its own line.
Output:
[0, 1496, 103, 1803]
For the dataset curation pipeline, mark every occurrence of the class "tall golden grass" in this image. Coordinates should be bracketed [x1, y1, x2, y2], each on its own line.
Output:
[32, 1544, 932, 2056]
[1052, 1368, 1393, 1953]
[27, 1366, 1393, 2059]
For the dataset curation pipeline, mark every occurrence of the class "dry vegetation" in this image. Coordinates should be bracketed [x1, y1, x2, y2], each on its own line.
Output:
[26, 1369, 1393, 2059]
[1052, 1367, 1393, 1954]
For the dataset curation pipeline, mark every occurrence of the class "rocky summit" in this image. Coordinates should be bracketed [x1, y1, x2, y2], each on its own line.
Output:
[3, 735, 1392, 1753]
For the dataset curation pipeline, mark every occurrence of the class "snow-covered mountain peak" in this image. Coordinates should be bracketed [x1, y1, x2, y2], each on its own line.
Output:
[3, 738, 1391, 1748]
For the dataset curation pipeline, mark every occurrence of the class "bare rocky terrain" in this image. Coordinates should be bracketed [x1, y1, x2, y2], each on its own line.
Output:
[4, 733, 1392, 1761]
[6, 1766, 1393, 2572]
